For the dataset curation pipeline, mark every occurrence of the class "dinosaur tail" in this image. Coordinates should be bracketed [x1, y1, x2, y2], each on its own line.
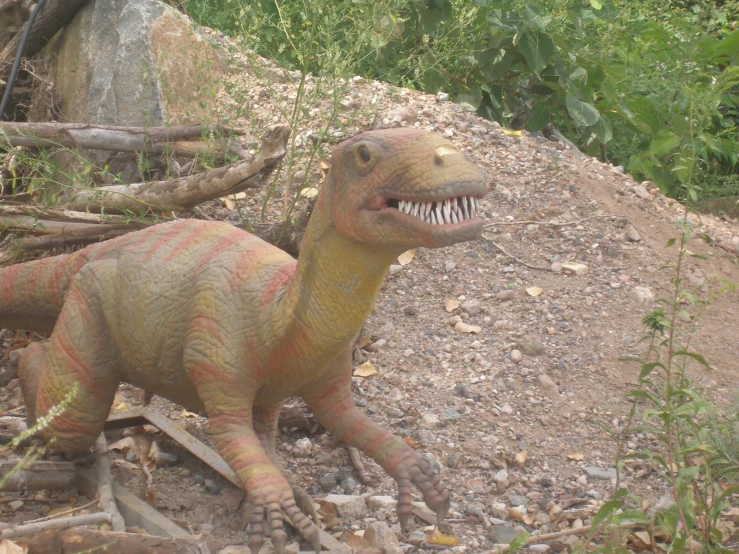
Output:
[0, 250, 88, 332]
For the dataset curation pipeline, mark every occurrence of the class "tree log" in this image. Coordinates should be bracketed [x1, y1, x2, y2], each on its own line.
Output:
[0, 513, 112, 541]
[0, 0, 89, 83]
[61, 125, 290, 214]
[0, 460, 76, 492]
[0, 205, 155, 225]
[19, 225, 140, 251]
[17, 528, 211, 554]
[0, 122, 244, 158]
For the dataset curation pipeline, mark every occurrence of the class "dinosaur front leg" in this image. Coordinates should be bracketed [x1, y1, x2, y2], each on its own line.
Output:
[252, 403, 319, 522]
[302, 352, 450, 530]
[186, 360, 320, 554]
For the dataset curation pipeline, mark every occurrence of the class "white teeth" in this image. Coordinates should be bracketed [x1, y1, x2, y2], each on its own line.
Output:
[396, 196, 478, 225]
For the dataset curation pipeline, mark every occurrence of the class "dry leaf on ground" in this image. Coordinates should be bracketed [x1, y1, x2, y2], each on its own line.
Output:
[353, 361, 378, 377]
[454, 321, 481, 334]
[397, 249, 415, 265]
[445, 298, 460, 312]
[427, 529, 459, 546]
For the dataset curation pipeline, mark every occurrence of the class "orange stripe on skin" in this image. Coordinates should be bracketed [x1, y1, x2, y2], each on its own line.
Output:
[187, 362, 243, 391]
[189, 313, 224, 342]
[143, 219, 194, 262]
[224, 240, 280, 292]
[0, 263, 22, 304]
[24, 258, 51, 302]
[159, 220, 214, 264]
[194, 227, 246, 274]
[258, 261, 295, 308]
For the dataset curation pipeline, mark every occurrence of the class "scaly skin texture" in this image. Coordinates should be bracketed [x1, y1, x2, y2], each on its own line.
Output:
[0, 129, 486, 553]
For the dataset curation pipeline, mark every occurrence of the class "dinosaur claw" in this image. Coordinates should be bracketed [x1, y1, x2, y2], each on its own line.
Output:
[294, 487, 319, 522]
[398, 511, 412, 534]
[309, 529, 321, 554]
[271, 529, 287, 554]
[249, 533, 264, 554]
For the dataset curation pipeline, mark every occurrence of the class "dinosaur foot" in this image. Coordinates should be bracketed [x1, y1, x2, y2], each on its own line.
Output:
[395, 456, 450, 531]
[245, 475, 321, 554]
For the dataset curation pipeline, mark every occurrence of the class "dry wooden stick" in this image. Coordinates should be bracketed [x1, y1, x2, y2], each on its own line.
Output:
[0, 122, 242, 144]
[0, 459, 76, 491]
[0, 512, 112, 541]
[18, 528, 211, 554]
[484, 214, 621, 229]
[483, 521, 642, 553]
[0, 204, 153, 225]
[20, 224, 140, 251]
[94, 433, 126, 532]
[61, 125, 290, 213]
[17, 499, 98, 525]
[482, 234, 551, 271]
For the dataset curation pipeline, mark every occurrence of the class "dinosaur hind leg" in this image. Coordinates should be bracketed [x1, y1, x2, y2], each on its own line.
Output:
[253, 403, 319, 522]
[19, 264, 121, 456]
[18, 341, 49, 430]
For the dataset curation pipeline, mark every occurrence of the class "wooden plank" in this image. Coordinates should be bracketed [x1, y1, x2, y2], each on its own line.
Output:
[104, 408, 352, 552]
[140, 408, 241, 489]
[76, 467, 193, 540]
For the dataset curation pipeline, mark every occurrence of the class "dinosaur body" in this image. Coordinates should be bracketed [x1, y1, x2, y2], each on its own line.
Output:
[0, 129, 486, 553]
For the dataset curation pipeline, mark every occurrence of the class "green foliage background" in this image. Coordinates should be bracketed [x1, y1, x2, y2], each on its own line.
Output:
[180, 0, 739, 204]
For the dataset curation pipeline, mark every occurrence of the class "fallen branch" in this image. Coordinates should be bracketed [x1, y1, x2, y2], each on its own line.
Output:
[61, 125, 290, 214]
[482, 522, 642, 553]
[0, 512, 112, 541]
[0, 459, 75, 492]
[482, 234, 551, 271]
[484, 214, 621, 229]
[94, 433, 126, 532]
[19, 225, 140, 251]
[16, 499, 98, 524]
[0, 204, 157, 225]
[17, 528, 211, 554]
[1, 122, 245, 158]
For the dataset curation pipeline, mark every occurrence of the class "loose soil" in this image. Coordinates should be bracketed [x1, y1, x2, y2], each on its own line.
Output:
[1, 22, 738, 554]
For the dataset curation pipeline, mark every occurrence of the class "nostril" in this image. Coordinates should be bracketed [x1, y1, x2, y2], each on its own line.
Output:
[434, 145, 457, 167]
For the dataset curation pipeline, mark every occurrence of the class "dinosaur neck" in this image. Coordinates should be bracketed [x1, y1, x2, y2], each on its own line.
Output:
[275, 190, 399, 366]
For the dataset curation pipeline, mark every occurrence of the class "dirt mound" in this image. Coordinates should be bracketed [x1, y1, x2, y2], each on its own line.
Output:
[2, 27, 737, 554]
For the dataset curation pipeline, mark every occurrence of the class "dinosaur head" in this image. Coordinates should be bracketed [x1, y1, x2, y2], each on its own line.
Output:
[326, 129, 487, 250]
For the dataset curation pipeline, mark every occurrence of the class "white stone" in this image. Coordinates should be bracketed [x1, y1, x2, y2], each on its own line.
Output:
[632, 286, 654, 304]
[322, 494, 367, 519]
[368, 495, 397, 511]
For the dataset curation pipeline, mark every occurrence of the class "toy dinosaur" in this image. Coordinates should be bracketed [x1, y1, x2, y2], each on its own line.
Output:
[0, 128, 486, 553]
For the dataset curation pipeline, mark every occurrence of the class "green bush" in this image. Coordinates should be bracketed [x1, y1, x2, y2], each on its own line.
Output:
[178, 0, 739, 202]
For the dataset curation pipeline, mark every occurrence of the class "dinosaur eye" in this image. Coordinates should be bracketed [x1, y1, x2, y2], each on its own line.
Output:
[358, 145, 371, 163]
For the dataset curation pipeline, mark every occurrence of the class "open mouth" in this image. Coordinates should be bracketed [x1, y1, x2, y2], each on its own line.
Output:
[386, 196, 480, 225]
